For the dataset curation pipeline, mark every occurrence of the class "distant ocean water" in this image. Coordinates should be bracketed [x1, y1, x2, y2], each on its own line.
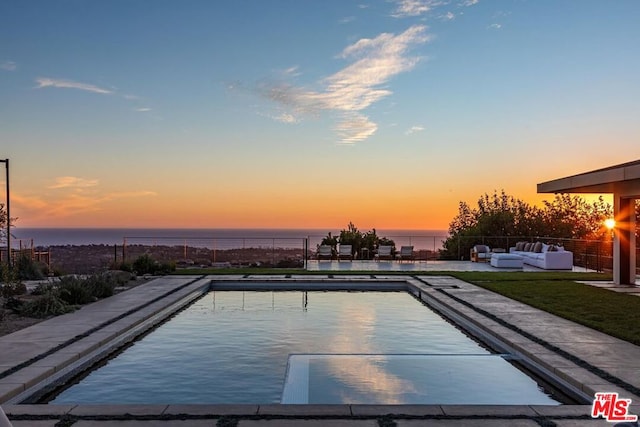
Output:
[12, 228, 449, 249]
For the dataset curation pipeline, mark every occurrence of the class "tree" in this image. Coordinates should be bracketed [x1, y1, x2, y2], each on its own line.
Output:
[0, 202, 17, 265]
[541, 194, 612, 239]
[441, 190, 613, 260]
[0, 202, 6, 243]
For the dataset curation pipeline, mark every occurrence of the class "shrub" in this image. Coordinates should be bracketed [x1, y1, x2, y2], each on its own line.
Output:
[86, 274, 117, 298]
[156, 261, 176, 275]
[57, 276, 94, 305]
[15, 255, 46, 280]
[56, 274, 118, 304]
[31, 282, 56, 296]
[132, 254, 158, 275]
[1, 281, 28, 298]
[20, 292, 75, 318]
[116, 262, 133, 273]
[4, 296, 24, 313]
[132, 254, 175, 275]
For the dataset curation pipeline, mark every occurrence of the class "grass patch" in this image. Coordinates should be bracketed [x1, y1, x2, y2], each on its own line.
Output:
[469, 279, 640, 346]
[449, 271, 611, 282]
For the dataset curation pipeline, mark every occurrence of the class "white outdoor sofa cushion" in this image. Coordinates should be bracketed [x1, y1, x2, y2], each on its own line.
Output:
[509, 243, 573, 270]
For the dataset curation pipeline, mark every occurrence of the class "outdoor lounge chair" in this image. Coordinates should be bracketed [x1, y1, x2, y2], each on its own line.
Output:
[470, 244, 491, 262]
[317, 245, 333, 260]
[396, 245, 414, 262]
[374, 245, 393, 261]
[338, 244, 353, 261]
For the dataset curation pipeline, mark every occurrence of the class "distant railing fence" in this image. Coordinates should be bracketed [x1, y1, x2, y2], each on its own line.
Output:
[307, 235, 448, 261]
[4, 233, 638, 274]
[122, 236, 308, 269]
[454, 235, 640, 273]
[0, 238, 51, 270]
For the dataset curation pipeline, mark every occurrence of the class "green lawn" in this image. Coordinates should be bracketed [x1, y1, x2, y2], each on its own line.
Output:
[455, 273, 640, 346]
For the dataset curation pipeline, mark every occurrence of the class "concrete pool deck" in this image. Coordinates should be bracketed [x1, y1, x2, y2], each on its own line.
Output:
[1, 274, 639, 426]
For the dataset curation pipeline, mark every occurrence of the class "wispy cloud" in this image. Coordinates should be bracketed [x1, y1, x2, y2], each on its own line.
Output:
[48, 176, 99, 189]
[461, 0, 479, 6]
[135, 107, 152, 112]
[339, 16, 356, 24]
[442, 11, 455, 21]
[35, 77, 112, 94]
[13, 184, 157, 221]
[335, 113, 378, 143]
[1, 61, 17, 71]
[405, 125, 425, 135]
[275, 113, 299, 123]
[391, 0, 444, 18]
[488, 23, 502, 30]
[257, 25, 429, 143]
[281, 66, 301, 78]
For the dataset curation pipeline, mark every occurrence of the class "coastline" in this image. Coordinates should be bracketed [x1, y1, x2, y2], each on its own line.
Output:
[12, 228, 449, 247]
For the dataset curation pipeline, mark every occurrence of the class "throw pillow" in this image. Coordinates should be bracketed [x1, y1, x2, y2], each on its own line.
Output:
[534, 242, 543, 253]
[548, 245, 557, 252]
[524, 242, 532, 252]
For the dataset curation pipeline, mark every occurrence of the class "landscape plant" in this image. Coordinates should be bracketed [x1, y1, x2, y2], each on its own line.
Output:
[338, 222, 363, 256]
[20, 290, 75, 318]
[15, 255, 46, 280]
[1, 262, 27, 297]
[3, 273, 120, 319]
[132, 254, 175, 275]
[57, 276, 95, 305]
[319, 223, 396, 259]
[318, 232, 339, 258]
[442, 190, 617, 260]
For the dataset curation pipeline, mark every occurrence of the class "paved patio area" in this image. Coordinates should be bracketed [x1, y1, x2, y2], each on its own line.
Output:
[1, 273, 639, 426]
[306, 259, 601, 273]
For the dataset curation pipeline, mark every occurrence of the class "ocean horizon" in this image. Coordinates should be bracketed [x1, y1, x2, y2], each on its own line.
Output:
[12, 227, 450, 248]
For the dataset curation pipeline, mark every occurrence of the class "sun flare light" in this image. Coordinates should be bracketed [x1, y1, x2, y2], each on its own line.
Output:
[604, 218, 616, 230]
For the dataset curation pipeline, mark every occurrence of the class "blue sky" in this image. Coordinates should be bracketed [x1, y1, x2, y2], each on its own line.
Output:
[1, 0, 639, 229]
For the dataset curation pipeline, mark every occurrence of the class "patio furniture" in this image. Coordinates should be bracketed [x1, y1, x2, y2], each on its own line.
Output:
[374, 245, 393, 261]
[509, 241, 573, 270]
[338, 244, 353, 261]
[490, 253, 524, 268]
[317, 245, 333, 260]
[396, 245, 414, 262]
[470, 245, 491, 262]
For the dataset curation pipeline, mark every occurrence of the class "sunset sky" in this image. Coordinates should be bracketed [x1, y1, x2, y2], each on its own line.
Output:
[1, 0, 639, 230]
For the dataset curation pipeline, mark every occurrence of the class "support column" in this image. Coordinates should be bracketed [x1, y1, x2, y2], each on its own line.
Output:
[613, 194, 636, 285]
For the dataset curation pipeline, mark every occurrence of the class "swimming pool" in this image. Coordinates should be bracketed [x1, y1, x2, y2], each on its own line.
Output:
[48, 285, 564, 405]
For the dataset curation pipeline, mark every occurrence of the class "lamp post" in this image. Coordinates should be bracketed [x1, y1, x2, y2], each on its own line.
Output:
[0, 159, 9, 268]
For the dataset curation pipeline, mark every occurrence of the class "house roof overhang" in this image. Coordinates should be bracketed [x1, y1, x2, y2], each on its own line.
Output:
[537, 160, 640, 198]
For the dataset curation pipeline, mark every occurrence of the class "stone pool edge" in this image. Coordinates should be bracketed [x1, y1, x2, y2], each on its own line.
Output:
[1, 274, 639, 423]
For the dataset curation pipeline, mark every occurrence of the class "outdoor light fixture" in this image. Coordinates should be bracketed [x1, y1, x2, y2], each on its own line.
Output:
[604, 218, 616, 230]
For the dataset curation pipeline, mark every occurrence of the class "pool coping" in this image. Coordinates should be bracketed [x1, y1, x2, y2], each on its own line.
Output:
[2, 274, 640, 423]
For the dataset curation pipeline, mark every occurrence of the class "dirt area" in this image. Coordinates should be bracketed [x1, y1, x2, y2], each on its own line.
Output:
[0, 310, 43, 337]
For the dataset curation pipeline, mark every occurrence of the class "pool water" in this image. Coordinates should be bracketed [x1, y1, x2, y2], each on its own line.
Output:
[50, 290, 561, 404]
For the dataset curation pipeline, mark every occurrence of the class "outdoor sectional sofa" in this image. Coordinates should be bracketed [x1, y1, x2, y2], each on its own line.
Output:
[509, 241, 574, 270]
